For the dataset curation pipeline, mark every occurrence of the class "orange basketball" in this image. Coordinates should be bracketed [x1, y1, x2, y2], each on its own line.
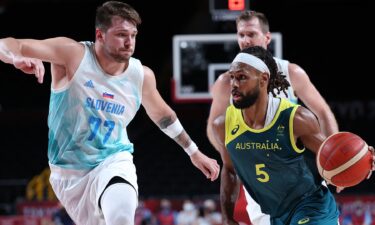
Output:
[316, 132, 372, 187]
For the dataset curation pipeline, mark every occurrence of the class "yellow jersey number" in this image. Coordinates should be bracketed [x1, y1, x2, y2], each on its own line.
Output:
[255, 164, 270, 182]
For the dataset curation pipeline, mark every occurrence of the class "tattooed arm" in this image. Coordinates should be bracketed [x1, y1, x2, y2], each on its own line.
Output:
[141, 65, 220, 181]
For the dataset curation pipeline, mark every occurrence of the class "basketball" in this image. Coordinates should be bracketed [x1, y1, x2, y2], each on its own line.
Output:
[316, 132, 373, 187]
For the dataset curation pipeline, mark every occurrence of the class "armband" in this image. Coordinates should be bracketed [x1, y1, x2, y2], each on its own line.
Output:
[161, 119, 184, 139]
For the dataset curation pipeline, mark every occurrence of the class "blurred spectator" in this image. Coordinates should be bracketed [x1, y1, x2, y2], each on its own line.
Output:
[176, 200, 198, 225]
[341, 200, 373, 225]
[194, 199, 222, 225]
[157, 199, 177, 225]
[136, 200, 157, 225]
[363, 208, 373, 225]
[342, 214, 354, 225]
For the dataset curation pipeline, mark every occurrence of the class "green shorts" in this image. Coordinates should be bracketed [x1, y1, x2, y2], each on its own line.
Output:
[271, 186, 339, 225]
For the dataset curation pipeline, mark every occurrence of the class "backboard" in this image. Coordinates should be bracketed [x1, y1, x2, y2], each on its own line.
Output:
[172, 33, 282, 103]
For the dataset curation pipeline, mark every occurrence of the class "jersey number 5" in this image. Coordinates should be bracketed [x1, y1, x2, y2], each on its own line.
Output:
[255, 164, 270, 182]
[88, 116, 115, 144]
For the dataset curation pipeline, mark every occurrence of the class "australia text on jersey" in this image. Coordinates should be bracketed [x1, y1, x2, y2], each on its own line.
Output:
[235, 140, 282, 151]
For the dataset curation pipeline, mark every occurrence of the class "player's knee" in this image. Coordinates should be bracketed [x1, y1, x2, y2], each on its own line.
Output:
[103, 201, 135, 225]
[105, 213, 134, 225]
[101, 183, 137, 225]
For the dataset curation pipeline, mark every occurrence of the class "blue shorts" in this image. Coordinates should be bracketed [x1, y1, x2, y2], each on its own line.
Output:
[272, 186, 339, 225]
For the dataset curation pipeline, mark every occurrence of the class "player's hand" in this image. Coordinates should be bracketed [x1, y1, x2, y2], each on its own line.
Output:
[190, 150, 220, 181]
[336, 186, 345, 193]
[325, 180, 345, 193]
[367, 146, 375, 180]
[13, 55, 45, 83]
[324, 179, 345, 193]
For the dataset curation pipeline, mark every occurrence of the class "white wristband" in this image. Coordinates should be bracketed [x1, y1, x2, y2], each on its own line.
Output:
[161, 119, 184, 139]
[184, 141, 198, 156]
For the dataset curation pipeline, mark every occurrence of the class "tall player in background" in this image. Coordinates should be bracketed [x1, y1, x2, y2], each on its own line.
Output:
[0, 1, 219, 225]
[206, 11, 338, 225]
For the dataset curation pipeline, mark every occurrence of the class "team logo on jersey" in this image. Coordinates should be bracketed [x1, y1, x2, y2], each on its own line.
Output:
[84, 80, 94, 88]
[277, 124, 285, 132]
[277, 124, 285, 136]
[297, 217, 310, 224]
[103, 92, 114, 99]
[231, 124, 240, 135]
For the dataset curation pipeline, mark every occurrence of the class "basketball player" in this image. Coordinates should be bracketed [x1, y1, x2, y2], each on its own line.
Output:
[0, 1, 220, 225]
[206, 11, 338, 225]
[212, 46, 375, 225]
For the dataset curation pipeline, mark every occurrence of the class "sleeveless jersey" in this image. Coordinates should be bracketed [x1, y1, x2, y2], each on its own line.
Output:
[225, 98, 320, 218]
[47, 41, 144, 170]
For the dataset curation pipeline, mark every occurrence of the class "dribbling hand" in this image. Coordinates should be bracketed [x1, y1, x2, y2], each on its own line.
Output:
[13, 56, 45, 83]
[336, 186, 345, 193]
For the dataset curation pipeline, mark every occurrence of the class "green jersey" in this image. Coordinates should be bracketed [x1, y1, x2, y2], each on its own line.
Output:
[225, 98, 320, 218]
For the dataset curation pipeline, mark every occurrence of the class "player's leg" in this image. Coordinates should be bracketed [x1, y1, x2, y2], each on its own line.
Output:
[100, 176, 138, 225]
[234, 184, 252, 225]
[242, 185, 270, 225]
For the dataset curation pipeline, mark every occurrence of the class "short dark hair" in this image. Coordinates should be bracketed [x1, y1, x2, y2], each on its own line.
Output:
[95, 1, 142, 32]
[236, 11, 270, 34]
[241, 46, 290, 96]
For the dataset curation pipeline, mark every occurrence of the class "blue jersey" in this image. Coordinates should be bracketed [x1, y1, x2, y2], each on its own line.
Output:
[48, 41, 144, 170]
[225, 98, 321, 217]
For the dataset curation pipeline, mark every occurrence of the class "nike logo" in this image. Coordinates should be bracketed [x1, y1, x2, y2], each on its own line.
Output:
[298, 218, 310, 224]
[231, 125, 240, 135]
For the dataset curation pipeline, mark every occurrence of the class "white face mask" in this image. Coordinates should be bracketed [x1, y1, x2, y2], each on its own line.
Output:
[183, 203, 195, 211]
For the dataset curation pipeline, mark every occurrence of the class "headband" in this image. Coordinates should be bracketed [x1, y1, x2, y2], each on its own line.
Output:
[232, 53, 270, 76]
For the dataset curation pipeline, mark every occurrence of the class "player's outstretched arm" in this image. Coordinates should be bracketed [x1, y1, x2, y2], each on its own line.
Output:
[141, 66, 220, 181]
[212, 115, 239, 225]
[0, 37, 83, 84]
[289, 63, 338, 136]
[0, 38, 45, 83]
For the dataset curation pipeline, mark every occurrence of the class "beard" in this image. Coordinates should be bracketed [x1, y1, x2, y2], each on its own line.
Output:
[104, 45, 133, 63]
[109, 50, 132, 62]
[232, 84, 260, 109]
